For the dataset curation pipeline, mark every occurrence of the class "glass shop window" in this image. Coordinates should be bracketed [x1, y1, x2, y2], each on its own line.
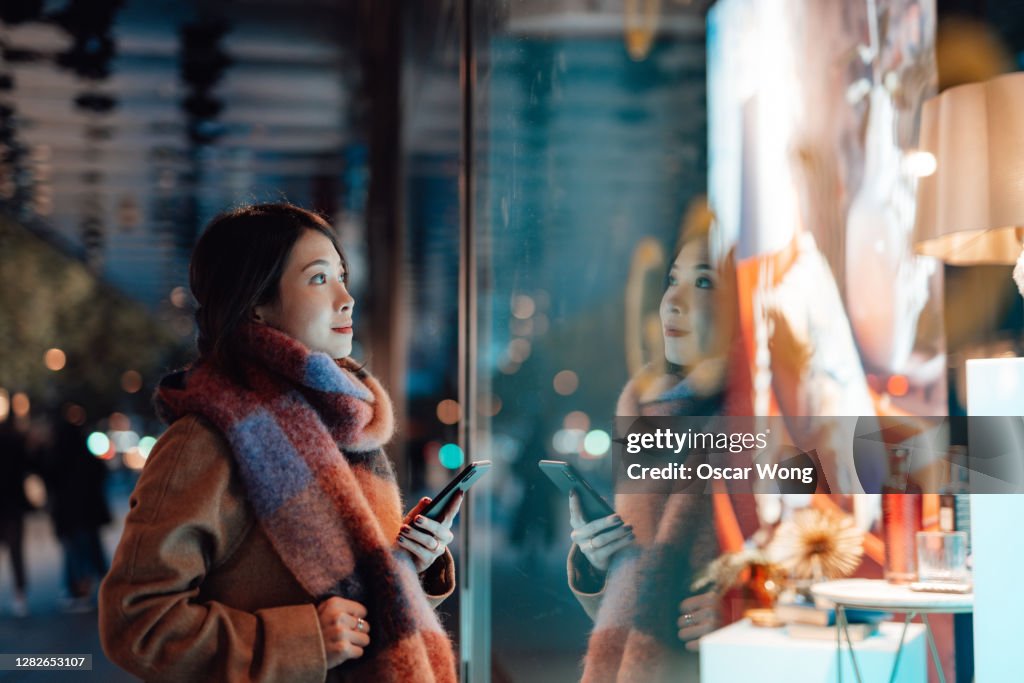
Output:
[464, 2, 711, 680]
[461, 1, 949, 682]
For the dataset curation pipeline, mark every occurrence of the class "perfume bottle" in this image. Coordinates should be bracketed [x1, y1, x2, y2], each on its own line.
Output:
[882, 447, 922, 584]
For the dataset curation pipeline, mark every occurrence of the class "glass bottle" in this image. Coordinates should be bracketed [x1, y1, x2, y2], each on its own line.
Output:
[939, 470, 956, 533]
[939, 447, 970, 536]
[882, 447, 922, 584]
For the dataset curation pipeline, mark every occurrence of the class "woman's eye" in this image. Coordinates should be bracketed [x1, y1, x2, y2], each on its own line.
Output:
[666, 275, 678, 287]
[695, 275, 714, 290]
[339, 272, 347, 283]
[311, 273, 326, 284]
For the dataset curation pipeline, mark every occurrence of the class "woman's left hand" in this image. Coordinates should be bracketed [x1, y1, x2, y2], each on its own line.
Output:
[397, 492, 463, 573]
[677, 590, 721, 652]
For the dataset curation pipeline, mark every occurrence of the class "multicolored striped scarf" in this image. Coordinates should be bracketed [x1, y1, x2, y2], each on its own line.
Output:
[581, 373, 721, 683]
[154, 323, 456, 682]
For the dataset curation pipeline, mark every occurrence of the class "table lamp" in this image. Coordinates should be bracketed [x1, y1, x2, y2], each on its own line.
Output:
[912, 70, 1024, 477]
[913, 71, 1024, 272]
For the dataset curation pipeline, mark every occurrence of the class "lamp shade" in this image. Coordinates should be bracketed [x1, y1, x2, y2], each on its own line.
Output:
[914, 71, 1024, 265]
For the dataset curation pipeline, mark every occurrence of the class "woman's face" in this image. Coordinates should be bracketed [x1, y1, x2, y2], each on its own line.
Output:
[254, 229, 354, 359]
[660, 238, 717, 367]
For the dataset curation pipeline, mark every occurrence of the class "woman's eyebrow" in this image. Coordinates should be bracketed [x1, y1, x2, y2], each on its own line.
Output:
[302, 258, 343, 271]
[695, 263, 712, 270]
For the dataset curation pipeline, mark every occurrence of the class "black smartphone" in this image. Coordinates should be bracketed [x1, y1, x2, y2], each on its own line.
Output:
[538, 460, 616, 522]
[419, 461, 492, 521]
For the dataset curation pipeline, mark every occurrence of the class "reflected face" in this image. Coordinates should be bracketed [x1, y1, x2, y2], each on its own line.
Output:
[254, 229, 354, 359]
[660, 239, 717, 367]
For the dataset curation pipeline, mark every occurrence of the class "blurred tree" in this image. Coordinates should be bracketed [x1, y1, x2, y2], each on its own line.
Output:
[0, 215, 185, 416]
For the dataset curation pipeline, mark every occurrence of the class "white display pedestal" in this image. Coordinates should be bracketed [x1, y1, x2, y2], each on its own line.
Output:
[700, 619, 926, 682]
[966, 358, 1024, 682]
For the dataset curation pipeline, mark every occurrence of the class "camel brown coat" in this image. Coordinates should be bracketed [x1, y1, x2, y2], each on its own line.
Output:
[99, 415, 455, 683]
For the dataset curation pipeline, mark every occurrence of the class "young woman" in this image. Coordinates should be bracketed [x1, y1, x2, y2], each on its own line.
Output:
[566, 204, 735, 683]
[100, 203, 459, 683]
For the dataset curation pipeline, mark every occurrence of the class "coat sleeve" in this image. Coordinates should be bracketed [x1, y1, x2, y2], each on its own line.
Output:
[420, 548, 456, 608]
[99, 416, 327, 683]
[566, 543, 608, 621]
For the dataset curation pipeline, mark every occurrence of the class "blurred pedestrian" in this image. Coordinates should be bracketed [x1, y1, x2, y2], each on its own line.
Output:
[0, 421, 31, 617]
[42, 420, 111, 610]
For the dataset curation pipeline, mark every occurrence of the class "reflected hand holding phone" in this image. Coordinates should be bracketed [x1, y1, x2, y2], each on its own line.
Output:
[539, 460, 635, 572]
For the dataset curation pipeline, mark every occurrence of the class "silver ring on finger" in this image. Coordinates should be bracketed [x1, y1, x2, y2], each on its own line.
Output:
[431, 537, 440, 552]
[681, 611, 695, 627]
[355, 617, 366, 633]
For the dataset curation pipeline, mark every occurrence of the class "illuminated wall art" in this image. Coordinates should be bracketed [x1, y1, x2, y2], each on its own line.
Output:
[707, 0, 947, 496]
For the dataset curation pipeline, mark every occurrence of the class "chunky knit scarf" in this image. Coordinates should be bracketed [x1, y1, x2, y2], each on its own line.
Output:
[154, 323, 456, 683]
[581, 372, 721, 683]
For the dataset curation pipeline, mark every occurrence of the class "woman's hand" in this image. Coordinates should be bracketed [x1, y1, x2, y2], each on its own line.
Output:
[397, 491, 463, 573]
[568, 492, 635, 572]
[317, 597, 370, 668]
[677, 590, 721, 652]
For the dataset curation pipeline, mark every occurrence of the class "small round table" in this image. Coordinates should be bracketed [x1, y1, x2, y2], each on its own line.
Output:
[811, 579, 973, 683]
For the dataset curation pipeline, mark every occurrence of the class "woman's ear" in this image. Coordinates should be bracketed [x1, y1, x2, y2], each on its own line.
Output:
[253, 299, 281, 326]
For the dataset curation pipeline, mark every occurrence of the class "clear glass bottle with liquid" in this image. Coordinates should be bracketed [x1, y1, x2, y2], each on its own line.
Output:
[882, 447, 922, 584]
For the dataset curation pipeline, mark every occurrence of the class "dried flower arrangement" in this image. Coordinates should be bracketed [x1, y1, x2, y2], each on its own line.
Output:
[768, 507, 865, 581]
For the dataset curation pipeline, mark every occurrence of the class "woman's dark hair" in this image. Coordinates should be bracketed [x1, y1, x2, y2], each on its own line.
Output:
[189, 202, 346, 383]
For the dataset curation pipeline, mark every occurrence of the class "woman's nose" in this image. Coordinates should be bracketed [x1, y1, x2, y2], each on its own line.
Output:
[336, 283, 354, 312]
[666, 287, 689, 313]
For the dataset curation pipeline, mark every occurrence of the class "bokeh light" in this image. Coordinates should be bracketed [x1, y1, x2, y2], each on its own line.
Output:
[903, 149, 937, 178]
[0, 389, 9, 422]
[170, 286, 189, 308]
[583, 430, 612, 457]
[138, 436, 157, 457]
[552, 429, 585, 454]
[439, 443, 465, 470]
[11, 392, 30, 418]
[563, 410, 590, 431]
[44, 347, 66, 371]
[87, 432, 111, 457]
[109, 412, 130, 431]
[121, 370, 143, 393]
[511, 294, 535, 319]
[112, 430, 140, 452]
[436, 399, 461, 425]
[124, 447, 147, 470]
[553, 370, 579, 396]
[887, 374, 910, 397]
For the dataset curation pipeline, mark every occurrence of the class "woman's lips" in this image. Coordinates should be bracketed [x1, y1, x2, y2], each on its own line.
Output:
[332, 326, 353, 335]
[663, 327, 689, 338]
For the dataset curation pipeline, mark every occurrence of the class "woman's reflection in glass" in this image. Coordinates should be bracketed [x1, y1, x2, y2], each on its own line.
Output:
[566, 201, 737, 683]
